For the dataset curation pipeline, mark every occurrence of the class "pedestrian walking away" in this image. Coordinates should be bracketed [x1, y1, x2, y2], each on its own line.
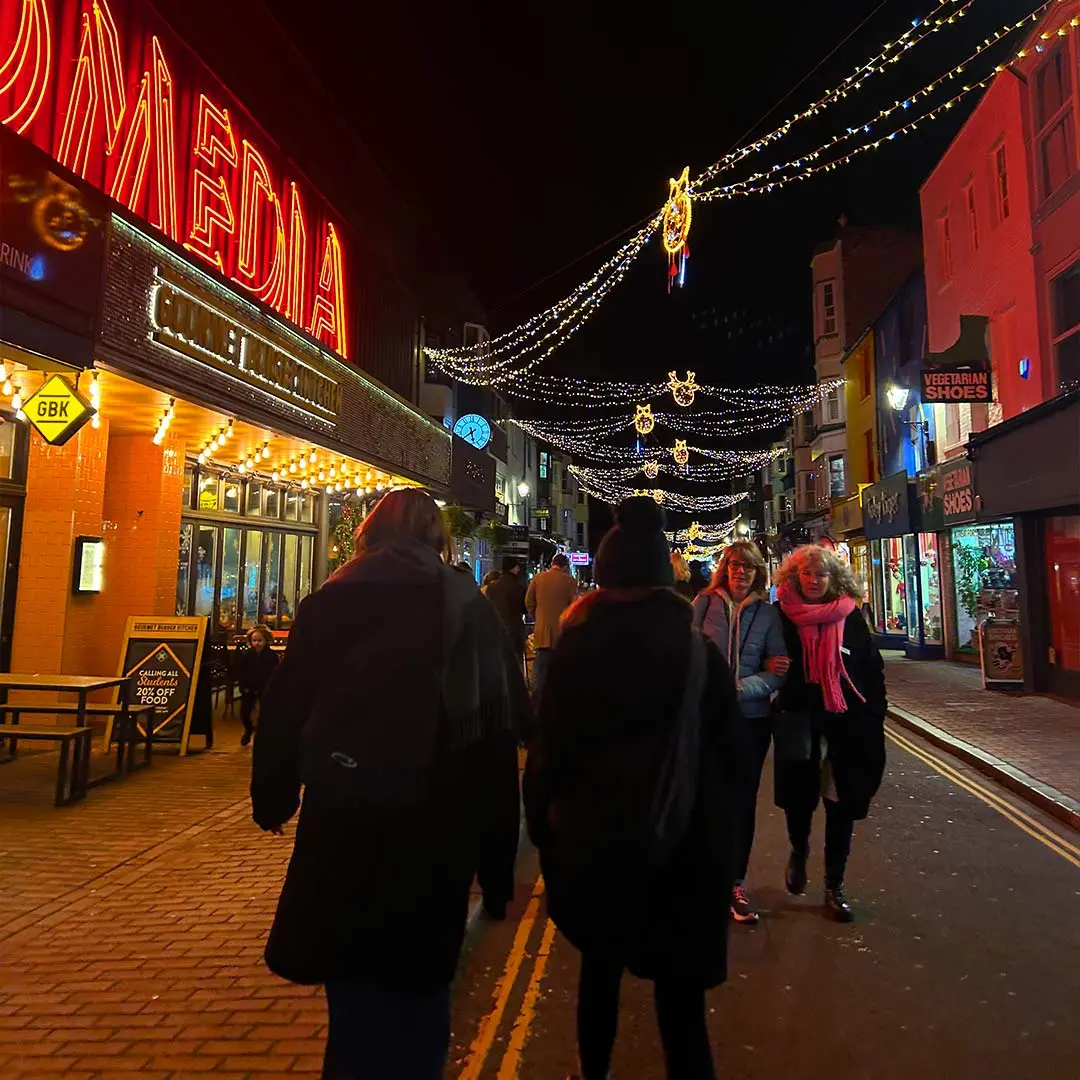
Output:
[772, 544, 887, 923]
[526, 552, 578, 694]
[251, 488, 529, 1080]
[693, 540, 789, 924]
[485, 555, 529, 667]
[670, 550, 695, 600]
[525, 497, 752, 1080]
[237, 624, 279, 747]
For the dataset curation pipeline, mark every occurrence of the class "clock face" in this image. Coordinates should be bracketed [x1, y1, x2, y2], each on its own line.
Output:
[453, 413, 492, 450]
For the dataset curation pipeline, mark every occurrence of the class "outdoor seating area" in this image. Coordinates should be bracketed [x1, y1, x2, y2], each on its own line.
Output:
[0, 674, 154, 807]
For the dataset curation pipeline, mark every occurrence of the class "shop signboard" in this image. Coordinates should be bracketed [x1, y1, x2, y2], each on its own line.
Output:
[21, 374, 96, 446]
[921, 315, 991, 403]
[978, 619, 1024, 688]
[569, 552, 591, 566]
[831, 491, 864, 535]
[918, 457, 977, 533]
[862, 471, 913, 540]
[0, 0, 350, 359]
[110, 616, 207, 755]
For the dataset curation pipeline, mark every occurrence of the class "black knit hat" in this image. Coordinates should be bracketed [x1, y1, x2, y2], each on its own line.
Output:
[594, 497, 674, 589]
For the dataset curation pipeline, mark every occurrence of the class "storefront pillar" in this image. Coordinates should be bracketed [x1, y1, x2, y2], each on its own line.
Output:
[11, 423, 110, 677]
[315, 490, 331, 590]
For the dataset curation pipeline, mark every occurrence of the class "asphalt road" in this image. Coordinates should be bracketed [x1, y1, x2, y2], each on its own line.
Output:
[449, 724, 1080, 1080]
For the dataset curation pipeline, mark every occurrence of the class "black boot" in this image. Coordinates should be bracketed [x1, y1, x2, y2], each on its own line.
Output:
[824, 884, 854, 922]
[785, 849, 808, 895]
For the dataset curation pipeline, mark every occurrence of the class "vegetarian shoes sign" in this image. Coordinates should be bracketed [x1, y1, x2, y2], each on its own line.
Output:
[921, 315, 991, 403]
[0, 0, 349, 359]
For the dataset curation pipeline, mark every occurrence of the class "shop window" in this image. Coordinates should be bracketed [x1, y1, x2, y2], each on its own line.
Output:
[243, 532, 263, 628]
[994, 143, 1010, 221]
[912, 534, 943, 644]
[245, 482, 263, 516]
[300, 535, 314, 601]
[176, 523, 193, 616]
[223, 482, 241, 514]
[950, 522, 1017, 651]
[285, 489, 300, 522]
[261, 531, 282, 626]
[300, 493, 315, 524]
[198, 475, 220, 512]
[182, 466, 194, 510]
[1051, 260, 1080, 392]
[193, 525, 218, 620]
[1034, 46, 1075, 200]
[264, 486, 281, 519]
[875, 537, 907, 635]
[281, 535, 299, 629]
[219, 528, 242, 633]
[1045, 515, 1080, 672]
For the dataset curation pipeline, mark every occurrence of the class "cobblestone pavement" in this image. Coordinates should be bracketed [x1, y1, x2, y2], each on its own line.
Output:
[0, 716, 327, 1080]
[883, 655, 1080, 803]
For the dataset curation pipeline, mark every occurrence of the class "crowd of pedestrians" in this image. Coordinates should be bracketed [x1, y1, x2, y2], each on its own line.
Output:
[248, 490, 887, 1080]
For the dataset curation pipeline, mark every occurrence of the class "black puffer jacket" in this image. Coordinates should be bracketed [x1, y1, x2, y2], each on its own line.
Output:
[524, 589, 751, 989]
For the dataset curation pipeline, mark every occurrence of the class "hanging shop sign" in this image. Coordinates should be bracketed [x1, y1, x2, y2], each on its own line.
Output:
[978, 619, 1024, 689]
[22, 373, 96, 445]
[862, 471, 914, 540]
[921, 315, 990, 403]
[0, 0, 349, 358]
[110, 615, 207, 755]
[918, 456, 978, 532]
[149, 266, 340, 420]
[831, 490, 864, 535]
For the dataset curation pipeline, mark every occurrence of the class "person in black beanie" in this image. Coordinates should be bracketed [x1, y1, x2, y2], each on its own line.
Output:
[524, 497, 750, 1080]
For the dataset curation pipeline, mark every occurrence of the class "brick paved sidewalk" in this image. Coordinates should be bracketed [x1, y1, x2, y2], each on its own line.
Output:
[884, 654, 1080, 818]
[0, 716, 329, 1079]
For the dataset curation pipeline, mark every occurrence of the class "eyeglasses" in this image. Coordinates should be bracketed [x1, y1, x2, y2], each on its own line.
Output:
[728, 562, 755, 573]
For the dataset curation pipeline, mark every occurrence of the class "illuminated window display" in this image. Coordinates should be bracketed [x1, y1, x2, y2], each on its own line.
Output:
[949, 522, 1017, 650]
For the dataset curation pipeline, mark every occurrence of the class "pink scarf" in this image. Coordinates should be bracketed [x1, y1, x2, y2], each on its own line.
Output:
[777, 582, 865, 714]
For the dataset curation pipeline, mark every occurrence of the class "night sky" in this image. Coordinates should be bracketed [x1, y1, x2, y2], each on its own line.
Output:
[258, 0, 1022, 533]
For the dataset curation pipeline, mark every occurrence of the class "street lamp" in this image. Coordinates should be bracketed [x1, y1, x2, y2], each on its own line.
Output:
[887, 383, 932, 466]
[886, 383, 909, 412]
[516, 481, 531, 532]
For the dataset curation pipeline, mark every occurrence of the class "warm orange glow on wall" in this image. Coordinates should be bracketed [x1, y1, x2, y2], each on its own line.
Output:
[0, 0, 51, 134]
[308, 222, 348, 358]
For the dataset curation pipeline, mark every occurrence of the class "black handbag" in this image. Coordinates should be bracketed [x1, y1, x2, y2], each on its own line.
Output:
[771, 710, 813, 762]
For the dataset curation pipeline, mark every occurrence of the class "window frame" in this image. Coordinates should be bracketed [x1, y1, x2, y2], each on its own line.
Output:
[1050, 259, 1080, 392]
[938, 211, 953, 282]
[1032, 43, 1077, 202]
[964, 182, 979, 252]
[993, 142, 1010, 222]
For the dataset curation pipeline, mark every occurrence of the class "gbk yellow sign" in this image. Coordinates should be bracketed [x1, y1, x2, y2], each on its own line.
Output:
[23, 375, 96, 446]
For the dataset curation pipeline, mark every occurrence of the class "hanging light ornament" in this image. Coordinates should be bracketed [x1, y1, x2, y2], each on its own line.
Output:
[643, 460, 660, 479]
[688, 521, 702, 541]
[633, 403, 655, 435]
[667, 371, 699, 407]
[672, 439, 690, 466]
[652, 489, 665, 504]
[662, 166, 692, 292]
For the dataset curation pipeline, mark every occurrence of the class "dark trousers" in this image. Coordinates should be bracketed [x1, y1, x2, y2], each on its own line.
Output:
[577, 953, 715, 1080]
[784, 798, 855, 888]
[533, 647, 554, 695]
[240, 691, 259, 736]
[734, 720, 773, 885]
[322, 980, 451, 1080]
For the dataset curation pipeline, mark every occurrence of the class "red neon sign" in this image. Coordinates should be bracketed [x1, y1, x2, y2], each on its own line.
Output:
[0, 0, 349, 358]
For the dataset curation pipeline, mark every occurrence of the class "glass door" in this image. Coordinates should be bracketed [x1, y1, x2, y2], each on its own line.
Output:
[0, 496, 23, 673]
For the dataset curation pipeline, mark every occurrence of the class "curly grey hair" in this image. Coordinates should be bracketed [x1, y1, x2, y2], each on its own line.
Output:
[776, 544, 863, 602]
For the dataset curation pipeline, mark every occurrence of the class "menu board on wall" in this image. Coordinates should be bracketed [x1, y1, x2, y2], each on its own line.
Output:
[110, 616, 207, 755]
[978, 619, 1024, 689]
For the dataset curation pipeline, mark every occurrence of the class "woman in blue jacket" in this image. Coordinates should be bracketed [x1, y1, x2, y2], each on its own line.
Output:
[692, 540, 789, 924]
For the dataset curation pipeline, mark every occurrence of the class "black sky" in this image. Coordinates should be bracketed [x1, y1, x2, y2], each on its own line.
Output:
[260, 0, 1022, 391]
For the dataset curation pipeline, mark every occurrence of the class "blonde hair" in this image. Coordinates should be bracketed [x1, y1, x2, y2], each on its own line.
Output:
[355, 488, 450, 560]
[670, 551, 691, 583]
[776, 544, 863, 602]
[707, 539, 768, 596]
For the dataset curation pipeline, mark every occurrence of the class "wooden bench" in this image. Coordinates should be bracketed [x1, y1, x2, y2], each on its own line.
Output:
[0, 724, 93, 806]
[0, 703, 154, 785]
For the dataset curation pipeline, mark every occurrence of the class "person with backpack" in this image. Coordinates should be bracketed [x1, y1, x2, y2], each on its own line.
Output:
[692, 540, 789, 925]
[524, 497, 750, 1080]
[251, 489, 529, 1080]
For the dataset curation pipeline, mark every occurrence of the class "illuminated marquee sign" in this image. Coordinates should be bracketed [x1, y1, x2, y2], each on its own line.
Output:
[0, 0, 349, 358]
[149, 266, 340, 420]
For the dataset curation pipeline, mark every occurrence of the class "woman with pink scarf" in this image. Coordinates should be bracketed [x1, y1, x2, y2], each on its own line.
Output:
[773, 545, 886, 922]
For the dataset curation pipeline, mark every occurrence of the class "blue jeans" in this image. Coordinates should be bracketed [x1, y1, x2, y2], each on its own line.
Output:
[322, 981, 451, 1079]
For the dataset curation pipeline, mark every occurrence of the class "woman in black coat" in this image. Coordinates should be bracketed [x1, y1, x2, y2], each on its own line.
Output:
[251, 489, 529, 1080]
[524, 498, 750, 1080]
[772, 544, 887, 922]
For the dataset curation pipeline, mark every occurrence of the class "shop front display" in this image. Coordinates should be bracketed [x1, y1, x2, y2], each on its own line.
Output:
[948, 522, 1017, 652]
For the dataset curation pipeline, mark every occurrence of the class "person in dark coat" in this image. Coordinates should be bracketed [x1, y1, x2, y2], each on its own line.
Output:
[524, 497, 750, 1080]
[484, 555, 529, 663]
[773, 543, 887, 923]
[237, 624, 279, 747]
[251, 489, 528, 1080]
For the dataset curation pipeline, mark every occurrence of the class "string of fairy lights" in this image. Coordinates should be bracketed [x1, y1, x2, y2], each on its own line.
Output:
[573, 478, 750, 513]
[570, 457, 770, 484]
[424, 0, 1050, 387]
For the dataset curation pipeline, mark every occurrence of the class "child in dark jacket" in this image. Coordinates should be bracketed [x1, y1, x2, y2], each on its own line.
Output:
[238, 625, 279, 747]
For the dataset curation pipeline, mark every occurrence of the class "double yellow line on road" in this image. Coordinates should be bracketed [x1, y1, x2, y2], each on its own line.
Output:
[459, 874, 556, 1080]
[886, 724, 1080, 869]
